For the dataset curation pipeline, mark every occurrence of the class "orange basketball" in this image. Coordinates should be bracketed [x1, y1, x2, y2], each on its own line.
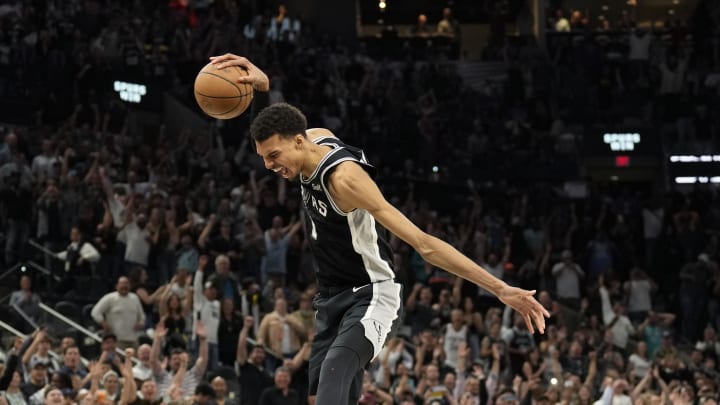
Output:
[194, 63, 254, 119]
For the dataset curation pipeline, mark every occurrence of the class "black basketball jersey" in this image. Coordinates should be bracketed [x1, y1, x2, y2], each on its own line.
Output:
[299, 136, 395, 288]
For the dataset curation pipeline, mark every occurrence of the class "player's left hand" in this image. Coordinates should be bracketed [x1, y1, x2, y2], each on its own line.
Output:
[209, 53, 269, 91]
[497, 285, 550, 334]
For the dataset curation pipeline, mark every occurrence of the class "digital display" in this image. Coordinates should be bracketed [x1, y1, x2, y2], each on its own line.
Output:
[113, 81, 147, 103]
[668, 155, 720, 184]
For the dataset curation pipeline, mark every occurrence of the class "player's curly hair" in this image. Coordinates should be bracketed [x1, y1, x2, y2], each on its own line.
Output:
[250, 103, 307, 142]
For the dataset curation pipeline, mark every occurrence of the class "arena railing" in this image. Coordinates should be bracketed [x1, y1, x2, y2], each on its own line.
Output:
[37, 303, 138, 363]
[0, 318, 89, 367]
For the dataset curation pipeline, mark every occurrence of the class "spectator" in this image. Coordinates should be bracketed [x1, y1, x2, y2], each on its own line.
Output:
[236, 316, 273, 405]
[55, 226, 101, 293]
[132, 344, 153, 382]
[210, 377, 237, 405]
[217, 299, 242, 368]
[122, 208, 152, 271]
[554, 9, 571, 32]
[290, 293, 315, 336]
[193, 256, 220, 372]
[260, 220, 302, 286]
[695, 326, 720, 359]
[207, 255, 240, 304]
[442, 309, 467, 371]
[30, 141, 59, 181]
[150, 322, 208, 401]
[91, 277, 145, 349]
[9, 276, 41, 327]
[628, 341, 652, 380]
[501, 307, 535, 376]
[258, 366, 300, 405]
[551, 250, 584, 308]
[119, 348, 162, 405]
[410, 14, 432, 37]
[599, 277, 635, 352]
[624, 268, 656, 323]
[20, 359, 48, 401]
[256, 297, 305, 371]
[436, 8, 461, 39]
[57, 345, 87, 389]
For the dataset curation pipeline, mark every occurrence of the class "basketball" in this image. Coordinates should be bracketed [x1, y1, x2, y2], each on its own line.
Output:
[194, 63, 254, 119]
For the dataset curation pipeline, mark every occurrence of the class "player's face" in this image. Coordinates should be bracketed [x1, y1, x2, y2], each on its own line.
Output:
[256, 134, 304, 181]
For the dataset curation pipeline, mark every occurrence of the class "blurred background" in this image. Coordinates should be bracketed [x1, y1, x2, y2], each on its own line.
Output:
[0, 1, 718, 405]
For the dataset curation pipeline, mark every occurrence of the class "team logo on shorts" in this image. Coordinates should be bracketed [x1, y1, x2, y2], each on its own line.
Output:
[372, 321, 383, 344]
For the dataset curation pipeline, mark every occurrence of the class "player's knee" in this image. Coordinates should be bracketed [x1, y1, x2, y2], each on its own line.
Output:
[321, 346, 359, 376]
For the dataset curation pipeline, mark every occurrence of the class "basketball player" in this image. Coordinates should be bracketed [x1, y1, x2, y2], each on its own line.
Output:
[209, 54, 550, 405]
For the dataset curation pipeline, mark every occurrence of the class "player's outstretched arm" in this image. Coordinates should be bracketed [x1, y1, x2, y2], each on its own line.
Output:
[328, 161, 550, 334]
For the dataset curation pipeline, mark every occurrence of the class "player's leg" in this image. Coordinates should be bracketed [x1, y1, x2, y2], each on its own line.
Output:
[315, 324, 373, 404]
[308, 293, 336, 404]
[314, 280, 402, 405]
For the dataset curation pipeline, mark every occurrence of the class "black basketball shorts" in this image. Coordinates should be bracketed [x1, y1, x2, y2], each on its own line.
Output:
[308, 279, 403, 397]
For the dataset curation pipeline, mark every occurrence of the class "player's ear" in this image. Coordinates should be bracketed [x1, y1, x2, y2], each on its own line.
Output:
[294, 134, 304, 148]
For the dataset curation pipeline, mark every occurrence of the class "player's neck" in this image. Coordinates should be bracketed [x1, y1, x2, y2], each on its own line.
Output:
[300, 144, 332, 178]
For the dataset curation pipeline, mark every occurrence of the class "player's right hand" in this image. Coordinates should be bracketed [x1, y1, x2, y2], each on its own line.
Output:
[209, 54, 269, 92]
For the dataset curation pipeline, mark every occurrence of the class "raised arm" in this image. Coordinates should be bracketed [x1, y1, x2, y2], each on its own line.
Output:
[149, 322, 167, 375]
[236, 316, 253, 365]
[119, 348, 138, 405]
[197, 215, 216, 249]
[21, 330, 46, 367]
[193, 256, 208, 312]
[193, 321, 209, 376]
[287, 339, 311, 372]
[598, 278, 615, 325]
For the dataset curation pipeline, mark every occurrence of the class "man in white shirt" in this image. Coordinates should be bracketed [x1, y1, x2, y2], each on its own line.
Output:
[132, 344, 154, 382]
[91, 276, 145, 349]
[31, 140, 59, 180]
[123, 213, 151, 269]
[194, 255, 220, 373]
[552, 250, 584, 308]
[594, 378, 632, 405]
[599, 277, 635, 352]
[554, 9, 570, 32]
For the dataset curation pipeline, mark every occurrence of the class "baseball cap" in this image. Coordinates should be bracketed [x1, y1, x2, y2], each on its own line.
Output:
[30, 358, 50, 369]
[498, 392, 518, 403]
[204, 281, 216, 289]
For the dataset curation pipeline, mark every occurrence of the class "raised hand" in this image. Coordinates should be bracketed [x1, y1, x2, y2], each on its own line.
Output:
[198, 255, 209, 271]
[196, 321, 207, 339]
[208, 54, 270, 91]
[155, 321, 168, 339]
[497, 285, 550, 334]
[243, 316, 254, 330]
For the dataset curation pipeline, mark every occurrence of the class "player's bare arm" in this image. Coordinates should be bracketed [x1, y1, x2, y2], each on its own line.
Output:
[327, 159, 550, 333]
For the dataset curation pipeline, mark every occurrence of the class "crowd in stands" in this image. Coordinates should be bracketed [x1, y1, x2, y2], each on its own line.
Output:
[1, 0, 720, 405]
